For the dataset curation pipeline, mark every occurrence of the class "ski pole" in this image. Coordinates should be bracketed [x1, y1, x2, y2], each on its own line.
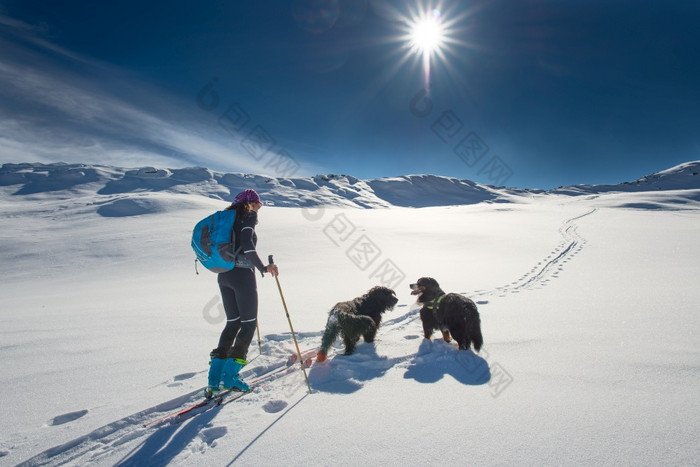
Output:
[268, 255, 312, 394]
[256, 322, 262, 355]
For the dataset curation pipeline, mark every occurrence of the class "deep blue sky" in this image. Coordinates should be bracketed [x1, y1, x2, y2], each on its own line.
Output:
[1, 0, 699, 189]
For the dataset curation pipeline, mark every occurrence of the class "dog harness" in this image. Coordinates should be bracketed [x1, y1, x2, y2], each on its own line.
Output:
[424, 294, 446, 310]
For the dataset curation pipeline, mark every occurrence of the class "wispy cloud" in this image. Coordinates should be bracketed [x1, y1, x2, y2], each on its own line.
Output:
[0, 13, 319, 176]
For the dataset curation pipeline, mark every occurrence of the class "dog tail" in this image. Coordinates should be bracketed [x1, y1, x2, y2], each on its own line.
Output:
[471, 316, 483, 352]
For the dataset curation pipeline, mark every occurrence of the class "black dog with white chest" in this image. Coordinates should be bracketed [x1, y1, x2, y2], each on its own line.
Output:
[411, 277, 483, 352]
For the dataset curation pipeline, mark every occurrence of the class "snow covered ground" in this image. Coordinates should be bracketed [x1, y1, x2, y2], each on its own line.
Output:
[1, 162, 699, 465]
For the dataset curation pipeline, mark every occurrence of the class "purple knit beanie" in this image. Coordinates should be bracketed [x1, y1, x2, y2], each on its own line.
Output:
[233, 189, 261, 205]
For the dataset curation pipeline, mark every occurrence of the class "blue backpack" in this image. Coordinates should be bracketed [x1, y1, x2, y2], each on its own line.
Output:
[191, 209, 240, 273]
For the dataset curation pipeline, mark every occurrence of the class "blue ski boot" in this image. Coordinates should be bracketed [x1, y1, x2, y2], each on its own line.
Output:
[222, 358, 250, 392]
[205, 352, 226, 399]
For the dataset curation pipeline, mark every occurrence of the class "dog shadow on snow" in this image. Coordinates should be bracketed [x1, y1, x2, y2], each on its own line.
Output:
[309, 339, 491, 393]
[308, 343, 405, 394]
[403, 338, 491, 386]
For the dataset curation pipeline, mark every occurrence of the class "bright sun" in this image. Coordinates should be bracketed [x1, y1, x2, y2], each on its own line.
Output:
[395, 4, 471, 88]
[410, 13, 444, 54]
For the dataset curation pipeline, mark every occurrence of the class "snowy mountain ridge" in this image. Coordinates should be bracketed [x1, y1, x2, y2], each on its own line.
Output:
[1, 160, 699, 208]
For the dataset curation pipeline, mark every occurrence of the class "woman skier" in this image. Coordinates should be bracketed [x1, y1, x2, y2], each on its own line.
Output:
[206, 189, 279, 397]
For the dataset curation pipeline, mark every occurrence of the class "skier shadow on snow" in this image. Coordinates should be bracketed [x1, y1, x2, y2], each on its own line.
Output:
[308, 343, 406, 394]
[403, 339, 491, 386]
[115, 406, 222, 467]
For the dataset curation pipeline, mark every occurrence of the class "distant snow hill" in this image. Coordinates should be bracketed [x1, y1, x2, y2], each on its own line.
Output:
[1, 161, 699, 210]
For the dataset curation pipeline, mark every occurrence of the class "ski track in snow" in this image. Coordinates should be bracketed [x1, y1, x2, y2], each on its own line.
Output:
[471, 207, 597, 298]
[17, 346, 310, 466]
[15, 208, 596, 466]
[18, 331, 490, 465]
[382, 208, 597, 334]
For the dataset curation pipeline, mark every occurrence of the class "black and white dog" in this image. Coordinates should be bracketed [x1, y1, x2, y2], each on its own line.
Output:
[410, 277, 483, 351]
[317, 286, 398, 362]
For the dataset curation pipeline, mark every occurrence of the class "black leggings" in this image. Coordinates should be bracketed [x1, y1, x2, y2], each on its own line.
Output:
[215, 267, 258, 360]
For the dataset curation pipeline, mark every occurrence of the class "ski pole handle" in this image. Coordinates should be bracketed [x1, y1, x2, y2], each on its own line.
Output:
[264, 255, 275, 277]
[261, 255, 274, 277]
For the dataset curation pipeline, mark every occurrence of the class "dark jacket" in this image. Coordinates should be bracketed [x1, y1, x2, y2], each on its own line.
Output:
[235, 210, 266, 274]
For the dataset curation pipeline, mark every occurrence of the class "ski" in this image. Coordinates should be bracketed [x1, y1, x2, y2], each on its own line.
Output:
[167, 387, 253, 425]
[144, 349, 317, 428]
[168, 349, 316, 425]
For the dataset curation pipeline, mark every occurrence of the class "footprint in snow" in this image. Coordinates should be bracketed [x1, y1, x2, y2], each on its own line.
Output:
[476, 300, 489, 305]
[404, 335, 420, 340]
[262, 400, 288, 413]
[173, 372, 197, 381]
[48, 409, 88, 426]
[199, 427, 228, 446]
[0, 450, 9, 457]
[166, 371, 198, 387]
